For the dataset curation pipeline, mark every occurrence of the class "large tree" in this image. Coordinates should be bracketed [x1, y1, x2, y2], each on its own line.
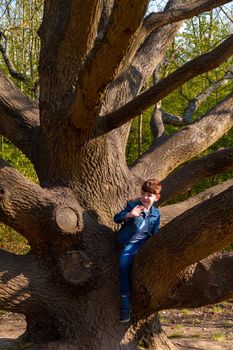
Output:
[0, 0, 233, 349]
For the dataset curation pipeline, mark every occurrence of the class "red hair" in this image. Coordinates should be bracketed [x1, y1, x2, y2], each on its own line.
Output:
[141, 179, 162, 195]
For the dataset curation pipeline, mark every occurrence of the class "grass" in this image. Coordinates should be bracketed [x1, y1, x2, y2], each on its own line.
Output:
[0, 224, 30, 255]
[187, 334, 201, 339]
[168, 332, 184, 339]
[191, 318, 202, 324]
[211, 304, 224, 314]
[174, 324, 184, 329]
[181, 309, 191, 315]
[211, 332, 226, 341]
[160, 317, 170, 324]
[223, 321, 233, 328]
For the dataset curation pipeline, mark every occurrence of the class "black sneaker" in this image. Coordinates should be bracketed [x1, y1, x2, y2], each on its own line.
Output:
[120, 306, 131, 323]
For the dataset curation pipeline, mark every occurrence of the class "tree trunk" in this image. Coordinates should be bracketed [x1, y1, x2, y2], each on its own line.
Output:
[1, 1, 233, 349]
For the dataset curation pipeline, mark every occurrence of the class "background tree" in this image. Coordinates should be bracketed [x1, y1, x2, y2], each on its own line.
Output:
[0, 1, 233, 349]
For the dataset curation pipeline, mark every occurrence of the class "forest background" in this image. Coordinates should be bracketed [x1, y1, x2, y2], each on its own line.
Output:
[0, 0, 232, 254]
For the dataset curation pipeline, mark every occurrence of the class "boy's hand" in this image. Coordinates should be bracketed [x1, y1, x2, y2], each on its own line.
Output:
[125, 205, 144, 219]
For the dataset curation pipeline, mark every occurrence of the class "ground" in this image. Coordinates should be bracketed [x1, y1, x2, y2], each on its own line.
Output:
[162, 301, 233, 350]
[0, 302, 233, 350]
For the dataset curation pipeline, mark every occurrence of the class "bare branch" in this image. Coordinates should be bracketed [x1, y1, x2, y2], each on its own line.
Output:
[130, 92, 233, 181]
[183, 70, 233, 122]
[147, 70, 232, 134]
[133, 184, 233, 315]
[100, 2, 185, 150]
[0, 34, 31, 84]
[150, 68, 169, 145]
[70, 0, 148, 127]
[150, 103, 169, 146]
[159, 147, 233, 205]
[0, 71, 39, 159]
[160, 110, 186, 126]
[100, 34, 233, 133]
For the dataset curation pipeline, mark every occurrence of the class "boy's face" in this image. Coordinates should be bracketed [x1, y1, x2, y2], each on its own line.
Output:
[140, 191, 159, 209]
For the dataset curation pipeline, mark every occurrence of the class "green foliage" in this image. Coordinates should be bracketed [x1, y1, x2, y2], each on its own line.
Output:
[0, 0, 42, 97]
[0, 223, 29, 254]
[0, 136, 37, 181]
[0, 137, 36, 254]
[0, 1, 42, 253]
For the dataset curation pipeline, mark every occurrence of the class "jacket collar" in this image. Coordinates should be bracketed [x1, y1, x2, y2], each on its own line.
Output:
[135, 199, 158, 216]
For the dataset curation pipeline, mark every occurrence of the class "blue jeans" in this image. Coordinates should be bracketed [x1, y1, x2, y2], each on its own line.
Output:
[119, 236, 148, 296]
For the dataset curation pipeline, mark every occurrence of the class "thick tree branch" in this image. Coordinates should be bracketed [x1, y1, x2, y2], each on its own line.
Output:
[130, 92, 233, 181]
[132, 0, 185, 87]
[38, 0, 102, 128]
[0, 71, 39, 159]
[150, 103, 169, 147]
[150, 69, 169, 145]
[100, 34, 233, 133]
[159, 179, 233, 227]
[133, 185, 233, 315]
[97, 0, 114, 40]
[0, 159, 84, 243]
[123, 0, 232, 78]
[102, 0, 221, 85]
[162, 252, 233, 310]
[142, 0, 233, 37]
[159, 147, 233, 205]
[70, 0, 148, 127]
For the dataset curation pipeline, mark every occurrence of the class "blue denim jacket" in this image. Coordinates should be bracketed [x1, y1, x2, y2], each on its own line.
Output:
[114, 200, 160, 246]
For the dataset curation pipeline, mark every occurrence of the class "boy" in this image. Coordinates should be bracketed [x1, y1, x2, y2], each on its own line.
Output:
[114, 179, 161, 323]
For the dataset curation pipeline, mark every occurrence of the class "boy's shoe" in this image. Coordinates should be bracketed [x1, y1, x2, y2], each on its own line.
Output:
[120, 295, 131, 323]
[120, 306, 131, 323]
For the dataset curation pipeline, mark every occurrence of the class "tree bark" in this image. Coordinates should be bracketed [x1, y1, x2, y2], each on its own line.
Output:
[159, 147, 233, 204]
[160, 179, 233, 226]
[165, 252, 233, 309]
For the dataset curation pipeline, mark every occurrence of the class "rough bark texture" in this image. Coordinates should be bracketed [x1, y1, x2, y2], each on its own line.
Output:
[0, 1, 233, 349]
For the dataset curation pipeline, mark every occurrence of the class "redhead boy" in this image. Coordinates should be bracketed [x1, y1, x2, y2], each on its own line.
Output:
[114, 179, 161, 322]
